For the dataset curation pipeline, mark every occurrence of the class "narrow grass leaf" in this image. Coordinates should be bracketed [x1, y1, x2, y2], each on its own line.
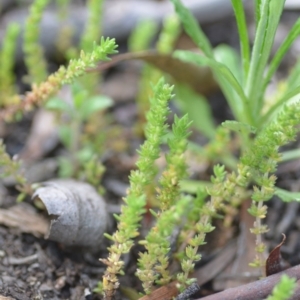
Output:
[247, 0, 285, 117]
[175, 84, 215, 139]
[174, 50, 251, 123]
[281, 149, 300, 162]
[231, 0, 250, 83]
[286, 58, 300, 92]
[222, 120, 257, 135]
[254, 0, 262, 27]
[170, 0, 213, 58]
[264, 18, 300, 91]
[214, 44, 242, 84]
[261, 85, 300, 124]
[246, 0, 269, 99]
[128, 20, 158, 52]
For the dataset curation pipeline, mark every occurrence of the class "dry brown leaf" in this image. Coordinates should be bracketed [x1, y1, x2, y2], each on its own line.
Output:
[2, 158, 58, 187]
[192, 240, 237, 286]
[91, 51, 217, 95]
[213, 200, 260, 290]
[0, 203, 48, 237]
[18, 109, 59, 162]
[0, 296, 15, 300]
[32, 179, 109, 250]
[266, 234, 286, 277]
[138, 281, 179, 300]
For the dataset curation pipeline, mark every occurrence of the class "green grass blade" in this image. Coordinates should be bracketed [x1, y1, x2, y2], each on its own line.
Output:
[128, 20, 158, 52]
[180, 179, 213, 194]
[261, 85, 300, 125]
[275, 188, 300, 203]
[286, 58, 300, 93]
[214, 44, 242, 84]
[254, 0, 262, 27]
[263, 18, 300, 92]
[246, 0, 285, 119]
[245, 0, 269, 101]
[175, 84, 216, 139]
[174, 50, 252, 124]
[281, 149, 300, 162]
[230, 0, 250, 84]
[0, 23, 20, 105]
[170, 0, 213, 58]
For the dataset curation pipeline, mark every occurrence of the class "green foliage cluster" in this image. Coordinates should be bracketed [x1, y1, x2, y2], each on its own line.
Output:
[0, 23, 20, 108]
[45, 83, 112, 187]
[1, 0, 300, 299]
[137, 113, 191, 292]
[129, 14, 181, 135]
[100, 79, 175, 297]
[0, 141, 29, 201]
[81, 0, 103, 52]
[170, 0, 300, 271]
[1, 38, 117, 120]
[24, 0, 49, 84]
[266, 274, 296, 300]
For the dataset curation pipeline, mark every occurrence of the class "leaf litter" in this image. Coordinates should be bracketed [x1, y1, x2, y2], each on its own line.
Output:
[32, 179, 109, 250]
[1, 2, 300, 300]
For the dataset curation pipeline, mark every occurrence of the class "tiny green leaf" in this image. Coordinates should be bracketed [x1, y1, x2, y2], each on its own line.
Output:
[275, 188, 300, 203]
[80, 95, 113, 119]
[58, 125, 73, 149]
[58, 157, 74, 178]
[45, 97, 70, 111]
[266, 274, 296, 300]
[222, 120, 257, 134]
[174, 50, 251, 124]
[170, 0, 213, 58]
[175, 84, 215, 139]
[72, 82, 89, 110]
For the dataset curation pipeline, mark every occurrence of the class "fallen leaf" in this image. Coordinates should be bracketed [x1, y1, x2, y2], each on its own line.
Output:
[138, 281, 179, 300]
[3, 158, 58, 186]
[266, 233, 286, 276]
[0, 296, 15, 300]
[0, 203, 48, 237]
[192, 240, 237, 286]
[7, 253, 38, 266]
[32, 179, 109, 250]
[213, 200, 260, 290]
[91, 51, 217, 95]
[18, 108, 59, 162]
